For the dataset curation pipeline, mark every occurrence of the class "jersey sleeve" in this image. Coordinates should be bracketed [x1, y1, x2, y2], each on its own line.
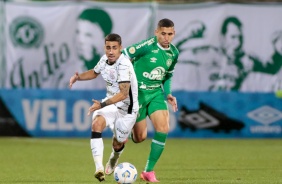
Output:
[123, 37, 155, 60]
[117, 60, 131, 83]
[94, 55, 106, 74]
[163, 47, 179, 95]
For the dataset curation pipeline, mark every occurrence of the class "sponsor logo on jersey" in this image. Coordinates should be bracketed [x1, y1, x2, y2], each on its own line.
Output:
[129, 47, 135, 54]
[166, 59, 172, 67]
[143, 67, 165, 80]
[136, 38, 154, 49]
[9, 16, 44, 48]
[152, 49, 159, 53]
[150, 57, 157, 63]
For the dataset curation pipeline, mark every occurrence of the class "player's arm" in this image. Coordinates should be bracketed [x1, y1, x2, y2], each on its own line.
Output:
[163, 55, 179, 112]
[103, 82, 130, 105]
[69, 70, 99, 88]
[87, 82, 130, 115]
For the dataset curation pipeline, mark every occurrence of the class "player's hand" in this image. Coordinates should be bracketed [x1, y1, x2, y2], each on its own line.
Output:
[69, 72, 79, 88]
[87, 99, 101, 115]
[167, 94, 178, 112]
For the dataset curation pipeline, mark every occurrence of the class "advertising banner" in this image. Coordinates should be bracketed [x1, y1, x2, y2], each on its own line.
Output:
[158, 3, 282, 92]
[2, 2, 282, 92]
[4, 1, 154, 90]
[0, 89, 281, 138]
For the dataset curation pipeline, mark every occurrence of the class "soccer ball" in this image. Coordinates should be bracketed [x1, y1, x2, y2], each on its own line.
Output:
[114, 162, 138, 184]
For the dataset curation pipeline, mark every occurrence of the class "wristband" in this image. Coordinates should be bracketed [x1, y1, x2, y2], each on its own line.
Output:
[100, 101, 107, 108]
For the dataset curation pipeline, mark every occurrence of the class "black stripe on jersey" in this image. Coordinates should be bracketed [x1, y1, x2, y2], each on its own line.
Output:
[128, 86, 133, 114]
[118, 81, 130, 83]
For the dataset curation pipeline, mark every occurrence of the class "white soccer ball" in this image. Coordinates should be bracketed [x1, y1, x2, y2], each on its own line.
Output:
[114, 162, 138, 184]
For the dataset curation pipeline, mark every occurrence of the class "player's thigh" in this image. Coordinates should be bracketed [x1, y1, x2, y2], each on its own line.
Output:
[92, 105, 118, 131]
[148, 93, 169, 132]
[132, 119, 147, 139]
[114, 112, 137, 143]
[150, 110, 169, 132]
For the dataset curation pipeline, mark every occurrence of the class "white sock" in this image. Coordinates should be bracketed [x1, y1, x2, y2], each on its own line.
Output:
[90, 138, 104, 171]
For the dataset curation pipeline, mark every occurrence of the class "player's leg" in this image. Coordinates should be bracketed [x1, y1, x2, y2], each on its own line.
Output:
[131, 119, 147, 143]
[105, 136, 124, 175]
[131, 90, 148, 143]
[90, 115, 106, 182]
[141, 91, 169, 182]
[91, 105, 116, 181]
[146, 109, 169, 171]
[105, 112, 137, 175]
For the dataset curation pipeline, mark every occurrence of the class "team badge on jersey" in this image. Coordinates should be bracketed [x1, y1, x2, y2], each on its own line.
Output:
[166, 59, 172, 67]
[109, 69, 117, 80]
[129, 47, 136, 54]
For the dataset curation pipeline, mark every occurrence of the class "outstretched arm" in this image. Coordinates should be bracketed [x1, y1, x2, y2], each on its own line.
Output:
[69, 70, 98, 88]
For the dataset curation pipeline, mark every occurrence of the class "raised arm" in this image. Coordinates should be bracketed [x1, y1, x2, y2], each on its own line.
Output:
[69, 70, 99, 88]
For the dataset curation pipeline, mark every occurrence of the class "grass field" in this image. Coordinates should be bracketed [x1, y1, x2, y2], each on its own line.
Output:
[0, 138, 281, 184]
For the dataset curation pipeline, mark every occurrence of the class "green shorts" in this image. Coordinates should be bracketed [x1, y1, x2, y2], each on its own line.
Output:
[136, 88, 168, 122]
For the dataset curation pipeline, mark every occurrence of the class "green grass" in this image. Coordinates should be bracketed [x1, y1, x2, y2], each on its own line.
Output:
[0, 138, 281, 184]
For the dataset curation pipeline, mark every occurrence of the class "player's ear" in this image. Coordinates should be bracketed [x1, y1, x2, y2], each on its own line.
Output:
[154, 29, 158, 36]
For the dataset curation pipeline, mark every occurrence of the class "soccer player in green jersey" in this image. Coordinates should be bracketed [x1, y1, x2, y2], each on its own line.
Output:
[123, 18, 179, 182]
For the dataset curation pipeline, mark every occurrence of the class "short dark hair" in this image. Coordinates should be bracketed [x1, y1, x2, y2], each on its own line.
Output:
[158, 18, 174, 28]
[221, 16, 242, 35]
[78, 8, 112, 37]
[105, 33, 122, 45]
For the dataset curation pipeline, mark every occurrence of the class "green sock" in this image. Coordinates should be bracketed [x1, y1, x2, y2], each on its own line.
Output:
[145, 131, 167, 172]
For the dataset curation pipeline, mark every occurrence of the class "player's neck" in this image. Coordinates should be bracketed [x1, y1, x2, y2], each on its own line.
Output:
[157, 43, 170, 50]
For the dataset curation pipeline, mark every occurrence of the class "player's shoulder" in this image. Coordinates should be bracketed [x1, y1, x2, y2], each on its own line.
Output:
[130, 36, 156, 50]
[118, 53, 132, 66]
[170, 43, 180, 56]
[94, 54, 107, 69]
[99, 54, 108, 63]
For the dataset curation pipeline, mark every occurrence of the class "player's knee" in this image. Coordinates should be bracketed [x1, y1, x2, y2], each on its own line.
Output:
[113, 143, 124, 151]
[113, 139, 125, 151]
[91, 116, 105, 132]
[133, 133, 146, 143]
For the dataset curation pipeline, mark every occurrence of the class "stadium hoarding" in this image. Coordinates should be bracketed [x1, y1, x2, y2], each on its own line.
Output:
[0, 89, 281, 138]
[2, 1, 282, 92]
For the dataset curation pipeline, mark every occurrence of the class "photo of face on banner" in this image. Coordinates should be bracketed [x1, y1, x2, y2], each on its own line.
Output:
[75, 8, 113, 70]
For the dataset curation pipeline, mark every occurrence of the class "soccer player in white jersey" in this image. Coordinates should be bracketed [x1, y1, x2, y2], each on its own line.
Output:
[69, 33, 139, 182]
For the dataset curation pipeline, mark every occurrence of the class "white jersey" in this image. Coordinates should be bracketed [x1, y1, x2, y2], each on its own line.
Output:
[94, 53, 139, 114]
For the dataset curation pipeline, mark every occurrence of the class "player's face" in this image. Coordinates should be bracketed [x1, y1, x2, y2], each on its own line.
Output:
[223, 23, 243, 55]
[75, 20, 104, 61]
[155, 27, 175, 48]
[104, 41, 122, 64]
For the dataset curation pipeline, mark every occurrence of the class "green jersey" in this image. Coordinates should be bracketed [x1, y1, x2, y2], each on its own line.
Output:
[123, 36, 179, 94]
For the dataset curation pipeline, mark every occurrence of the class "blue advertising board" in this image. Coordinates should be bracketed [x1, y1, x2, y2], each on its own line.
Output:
[0, 89, 281, 138]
